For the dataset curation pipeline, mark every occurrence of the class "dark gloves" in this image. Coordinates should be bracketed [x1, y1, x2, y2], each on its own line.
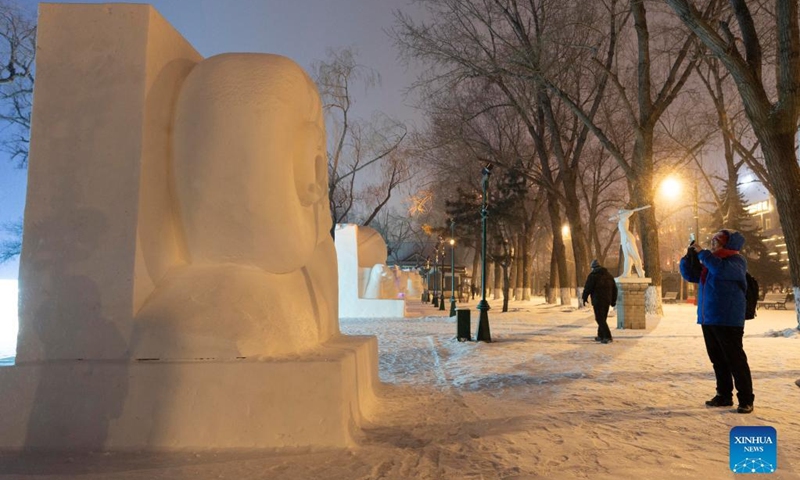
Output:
[685, 247, 702, 278]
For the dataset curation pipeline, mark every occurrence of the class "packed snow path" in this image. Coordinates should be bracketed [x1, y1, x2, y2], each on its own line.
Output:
[1, 299, 798, 479]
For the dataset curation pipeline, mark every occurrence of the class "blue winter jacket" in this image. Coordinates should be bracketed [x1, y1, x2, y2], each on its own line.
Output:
[679, 231, 747, 327]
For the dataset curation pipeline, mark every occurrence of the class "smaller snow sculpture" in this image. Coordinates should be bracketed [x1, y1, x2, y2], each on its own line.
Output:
[335, 224, 405, 318]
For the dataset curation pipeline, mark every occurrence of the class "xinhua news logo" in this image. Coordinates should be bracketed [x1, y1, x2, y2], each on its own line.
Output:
[730, 426, 777, 474]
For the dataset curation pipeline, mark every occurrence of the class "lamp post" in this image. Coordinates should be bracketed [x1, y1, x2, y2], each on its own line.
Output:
[431, 244, 439, 306]
[439, 235, 446, 311]
[423, 256, 431, 302]
[692, 177, 700, 305]
[692, 177, 700, 245]
[477, 164, 493, 342]
[660, 174, 700, 303]
[449, 218, 457, 317]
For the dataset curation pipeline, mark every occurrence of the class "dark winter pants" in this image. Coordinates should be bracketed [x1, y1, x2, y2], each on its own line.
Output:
[701, 325, 754, 405]
[593, 303, 612, 340]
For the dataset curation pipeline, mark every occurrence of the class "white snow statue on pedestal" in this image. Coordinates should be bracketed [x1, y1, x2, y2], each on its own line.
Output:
[132, 54, 338, 359]
[335, 224, 406, 318]
[610, 205, 650, 278]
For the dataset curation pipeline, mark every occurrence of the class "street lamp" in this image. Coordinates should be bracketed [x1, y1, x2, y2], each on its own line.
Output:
[691, 177, 700, 305]
[423, 256, 431, 302]
[477, 163, 493, 342]
[431, 243, 439, 306]
[439, 235, 446, 311]
[660, 173, 702, 303]
[692, 177, 700, 244]
[449, 218, 457, 317]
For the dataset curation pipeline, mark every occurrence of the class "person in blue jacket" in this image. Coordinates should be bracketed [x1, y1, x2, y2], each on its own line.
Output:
[680, 229, 754, 413]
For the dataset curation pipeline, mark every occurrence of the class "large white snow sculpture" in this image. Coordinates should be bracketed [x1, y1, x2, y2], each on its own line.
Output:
[132, 53, 337, 359]
[336, 224, 406, 318]
[0, 3, 376, 450]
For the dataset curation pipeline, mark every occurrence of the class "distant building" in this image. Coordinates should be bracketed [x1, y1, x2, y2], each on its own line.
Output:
[745, 195, 789, 275]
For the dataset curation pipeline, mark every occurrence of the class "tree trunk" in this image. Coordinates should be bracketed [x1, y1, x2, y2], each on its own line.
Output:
[561, 168, 590, 307]
[493, 260, 502, 300]
[513, 233, 523, 300]
[544, 193, 571, 305]
[540, 93, 592, 304]
[631, 129, 663, 315]
[502, 265, 511, 312]
[471, 246, 480, 300]
[548, 249, 558, 304]
[757, 128, 800, 328]
[663, 0, 800, 328]
[522, 230, 531, 300]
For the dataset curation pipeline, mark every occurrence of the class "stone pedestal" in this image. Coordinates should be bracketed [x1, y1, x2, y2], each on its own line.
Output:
[615, 277, 651, 329]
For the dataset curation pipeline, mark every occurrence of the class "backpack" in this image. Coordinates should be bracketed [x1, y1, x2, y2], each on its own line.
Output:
[745, 272, 759, 320]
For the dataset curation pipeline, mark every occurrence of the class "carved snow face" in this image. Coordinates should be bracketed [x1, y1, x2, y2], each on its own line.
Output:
[173, 53, 329, 273]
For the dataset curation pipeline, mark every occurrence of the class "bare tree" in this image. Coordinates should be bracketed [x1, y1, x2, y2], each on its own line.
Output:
[664, 0, 800, 328]
[312, 47, 409, 236]
[419, 82, 552, 306]
[351, 115, 414, 226]
[0, 1, 35, 265]
[0, 1, 34, 167]
[0, 220, 21, 262]
[538, 0, 710, 313]
[395, 0, 621, 306]
[577, 143, 628, 265]
[370, 209, 421, 264]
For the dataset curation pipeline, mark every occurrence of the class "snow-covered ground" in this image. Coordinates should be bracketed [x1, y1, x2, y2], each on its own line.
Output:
[1, 296, 799, 479]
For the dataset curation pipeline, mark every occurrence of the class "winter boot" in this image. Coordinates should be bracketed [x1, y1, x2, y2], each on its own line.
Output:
[736, 393, 754, 414]
[705, 395, 733, 407]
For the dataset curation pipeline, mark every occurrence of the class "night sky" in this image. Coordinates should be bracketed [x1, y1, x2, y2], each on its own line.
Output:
[0, 0, 424, 278]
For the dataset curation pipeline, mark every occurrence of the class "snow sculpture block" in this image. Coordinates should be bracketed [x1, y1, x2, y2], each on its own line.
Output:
[0, 4, 376, 450]
[16, 3, 200, 362]
[336, 224, 406, 318]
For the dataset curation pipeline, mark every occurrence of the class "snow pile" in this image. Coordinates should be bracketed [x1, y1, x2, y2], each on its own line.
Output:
[764, 328, 799, 338]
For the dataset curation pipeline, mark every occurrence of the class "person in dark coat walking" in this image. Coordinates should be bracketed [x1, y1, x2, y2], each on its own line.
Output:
[582, 259, 618, 344]
[680, 229, 754, 414]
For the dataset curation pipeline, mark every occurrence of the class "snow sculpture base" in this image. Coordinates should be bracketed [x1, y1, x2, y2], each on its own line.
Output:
[0, 335, 377, 449]
[615, 277, 651, 329]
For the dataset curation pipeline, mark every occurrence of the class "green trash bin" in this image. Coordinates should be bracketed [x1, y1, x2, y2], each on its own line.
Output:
[457, 308, 471, 342]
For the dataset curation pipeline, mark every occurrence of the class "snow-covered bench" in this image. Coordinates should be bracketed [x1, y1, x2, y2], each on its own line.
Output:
[662, 291, 679, 304]
[757, 293, 791, 310]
